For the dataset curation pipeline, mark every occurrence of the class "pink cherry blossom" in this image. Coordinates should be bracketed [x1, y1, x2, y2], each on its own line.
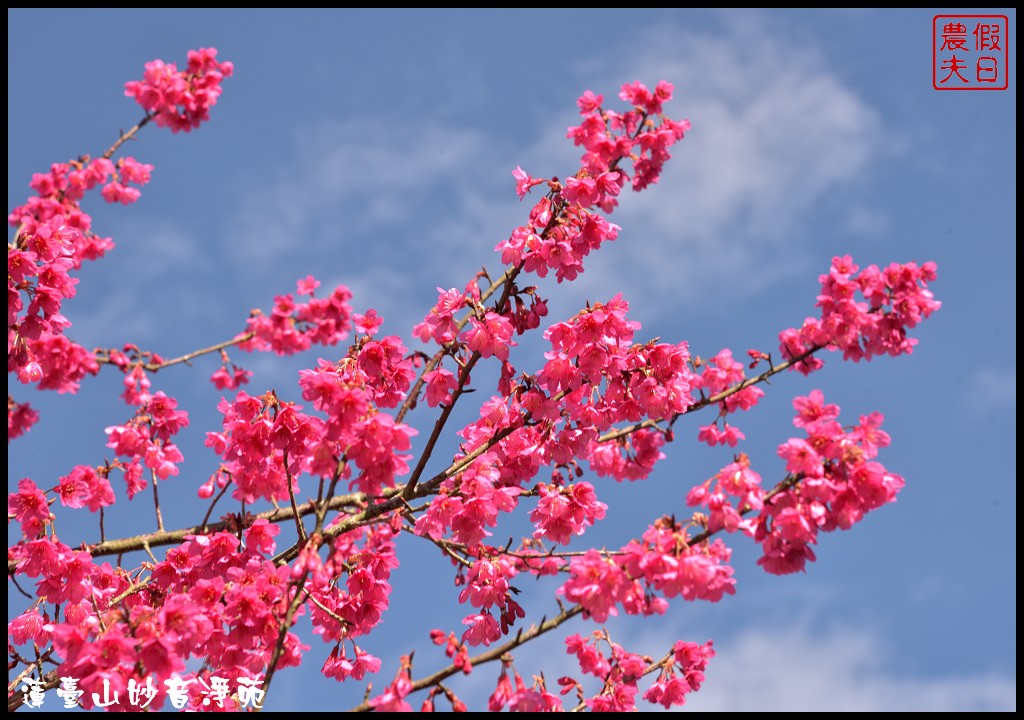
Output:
[512, 165, 544, 199]
[461, 311, 515, 360]
[8, 478, 51, 537]
[124, 48, 233, 133]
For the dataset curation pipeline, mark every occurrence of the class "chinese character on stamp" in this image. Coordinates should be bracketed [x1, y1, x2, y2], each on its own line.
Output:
[934, 15, 1010, 90]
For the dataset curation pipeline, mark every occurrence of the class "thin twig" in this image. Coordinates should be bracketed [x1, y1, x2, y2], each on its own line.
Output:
[346, 605, 585, 712]
[100, 113, 155, 160]
[256, 570, 310, 712]
[151, 471, 164, 532]
[7, 492, 366, 575]
[284, 454, 307, 543]
[597, 345, 823, 444]
[94, 332, 255, 373]
[109, 577, 152, 606]
[306, 591, 349, 629]
[200, 479, 232, 533]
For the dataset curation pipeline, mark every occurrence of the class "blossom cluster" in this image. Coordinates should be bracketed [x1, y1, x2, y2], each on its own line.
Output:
[8, 50, 233, 442]
[9, 526, 294, 711]
[756, 392, 904, 574]
[124, 47, 233, 133]
[8, 159, 154, 393]
[495, 81, 687, 286]
[239, 276, 354, 356]
[780, 255, 941, 374]
[684, 389, 905, 574]
[486, 658, 563, 711]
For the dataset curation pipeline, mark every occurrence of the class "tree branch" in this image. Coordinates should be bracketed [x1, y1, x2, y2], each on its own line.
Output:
[94, 332, 254, 373]
[100, 113, 155, 160]
[10, 345, 824, 577]
[597, 345, 824, 443]
[346, 470, 803, 711]
[7, 491, 365, 575]
[346, 606, 585, 712]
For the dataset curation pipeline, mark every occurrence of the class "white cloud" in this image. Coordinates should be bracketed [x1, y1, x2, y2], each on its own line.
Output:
[684, 623, 1016, 712]
[963, 367, 1017, 414]
[555, 14, 888, 317]
[223, 15, 888, 333]
[495, 17, 885, 326]
[436, 610, 1016, 712]
[222, 119, 533, 342]
[69, 219, 207, 346]
[225, 120, 509, 265]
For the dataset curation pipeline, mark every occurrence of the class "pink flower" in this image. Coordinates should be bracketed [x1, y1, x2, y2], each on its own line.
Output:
[322, 643, 381, 682]
[124, 48, 233, 133]
[210, 363, 252, 390]
[368, 657, 413, 712]
[101, 181, 141, 205]
[17, 360, 43, 384]
[697, 422, 745, 448]
[8, 401, 40, 442]
[559, 550, 627, 622]
[244, 518, 280, 555]
[118, 157, 153, 185]
[460, 312, 515, 360]
[354, 308, 384, 335]
[792, 389, 840, 429]
[577, 90, 604, 114]
[461, 611, 501, 647]
[9, 609, 47, 646]
[8, 478, 50, 536]
[566, 633, 612, 677]
[852, 411, 890, 458]
[530, 482, 607, 544]
[778, 438, 823, 477]
[26, 216, 77, 262]
[423, 368, 458, 407]
[512, 166, 544, 199]
[296, 274, 320, 296]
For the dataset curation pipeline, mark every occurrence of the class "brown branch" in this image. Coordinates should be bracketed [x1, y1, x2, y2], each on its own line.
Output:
[283, 454, 307, 544]
[109, 577, 152, 606]
[395, 265, 520, 426]
[100, 113, 155, 160]
[345, 471, 804, 711]
[346, 605, 585, 712]
[94, 332, 255, 373]
[401, 349, 481, 498]
[597, 345, 824, 444]
[400, 264, 526, 497]
[313, 471, 344, 536]
[257, 569, 310, 713]
[7, 491, 365, 575]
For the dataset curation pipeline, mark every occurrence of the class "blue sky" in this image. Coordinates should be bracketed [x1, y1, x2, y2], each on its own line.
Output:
[8, 8, 1016, 712]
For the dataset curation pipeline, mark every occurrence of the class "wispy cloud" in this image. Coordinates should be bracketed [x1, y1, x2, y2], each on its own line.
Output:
[963, 367, 1017, 415]
[441, 610, 1016, 712]
[684, 623, 1016, 711]
[222, 120, 530, 336]
[219, 13, 887, 340]
[69, 218, 207, 347]
[553, 14, 888, 317]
